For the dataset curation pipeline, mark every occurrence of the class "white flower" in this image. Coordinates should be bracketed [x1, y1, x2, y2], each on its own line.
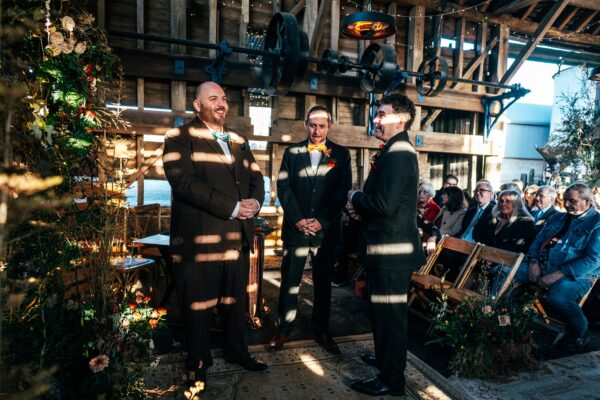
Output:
[149, 339, 155, 350]
[49, 31, 64, 45]
[61, 16, 76, 32]
[498, 315, 511, 327]
[74, 41, 87, 55]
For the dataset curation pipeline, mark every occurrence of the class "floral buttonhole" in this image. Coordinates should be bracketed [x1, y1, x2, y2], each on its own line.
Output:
[327, 159, 336, 168]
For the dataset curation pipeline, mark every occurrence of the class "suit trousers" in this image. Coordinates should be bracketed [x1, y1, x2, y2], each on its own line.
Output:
[366, 254, 413, 391]
[277, 244, 335, 334]
[173, 250, 250, 371]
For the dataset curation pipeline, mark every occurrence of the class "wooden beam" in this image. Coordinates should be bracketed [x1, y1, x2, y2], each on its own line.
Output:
[593, 24, 600, 35]
[521, 2, 537, 20]
[393, 0, 600, 47]
[569, 0, 600, 10]
[136, 0, 144, 50]
[475, 22, 489, 93]
[97, 0, 105, 30]
[575, 10, 598, 33]
[136, 78, 144, 111]
[493, 0, 539, 16]
[290, 0, 306, 17]
[494, 24, 510, 85]
[170, 0, 186, 54]
[239, 0, 250, 62]
[209, 0, 218, 58]
[136, 135, 144, 205]
[453, 17, 466, 78]
[330, 0, 340, 51]
[557, 6, 579, 30]
[407, 6, 425, 84]
[270, 120, 499, 155]
[500, 0, 570, 86]
[304, 0, 318, 48]
[114, 48, 486, 111]
[309, 0, 333, 58]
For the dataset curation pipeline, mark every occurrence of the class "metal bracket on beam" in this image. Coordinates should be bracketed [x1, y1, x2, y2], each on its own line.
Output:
[482, 85, 530, 141]
[204, 41, 233, 84]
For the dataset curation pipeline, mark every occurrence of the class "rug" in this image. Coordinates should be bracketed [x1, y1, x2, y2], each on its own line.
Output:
[449, 350, 600, 400]
[146, 333, 466, 400]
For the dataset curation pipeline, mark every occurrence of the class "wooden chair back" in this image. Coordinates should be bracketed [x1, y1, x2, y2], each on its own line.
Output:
[454, 245, 524, 301]
[417, 236, 480, 277]
[128, 203, 162, 241]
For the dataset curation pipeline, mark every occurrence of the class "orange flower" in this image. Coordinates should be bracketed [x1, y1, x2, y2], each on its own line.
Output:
[128, 303, 137, 311]
[133, 312, 142, 321]
[148, 318, 159, 328]
[327, 160, 335, 168]
[157, 307, 167, 316]
[151, 310, 159, 319]
[144, 295, 151, 303]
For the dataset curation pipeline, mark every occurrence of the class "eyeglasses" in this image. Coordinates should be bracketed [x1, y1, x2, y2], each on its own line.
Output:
[473, 189, 491, 194]
[445, 182, 457, 186]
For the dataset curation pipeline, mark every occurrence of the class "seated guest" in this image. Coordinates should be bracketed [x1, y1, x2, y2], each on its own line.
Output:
[457, 180, 496, 243]
[477, 190, 536, 254]
[592, 180, 600, 208]
[513, 183, 600, 351]
[532, 185, 561, 232]
[433, 174, 459, 206]
[425, 186, 467, 255]
[524, 184, 539, 213]
[417, 182, 441, 237]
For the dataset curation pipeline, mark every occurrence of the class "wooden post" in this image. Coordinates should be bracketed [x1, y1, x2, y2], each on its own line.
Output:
[239, 0, 250, 62]
[303, 0, 318, 46]
[170, 0, 186, 54]
[475, 22, 488, 93]
[385, 3, 397, 47]
[453, 17, 465, 79]
[136, 135, 144, 206]
[330, 0, 340, 51]
[96, 0, 106, 30]
[136, 0, 144, 50]
[209, 0, 218, 58]
[407, 6, 425, 84]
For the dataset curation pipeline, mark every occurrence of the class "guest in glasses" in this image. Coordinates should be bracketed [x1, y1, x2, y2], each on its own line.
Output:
[456, 180, 496, 244]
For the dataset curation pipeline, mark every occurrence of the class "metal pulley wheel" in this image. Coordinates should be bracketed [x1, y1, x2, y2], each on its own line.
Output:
[415, 56, 448, 97]
[358, 43, 397, 93]
[262, 12, 309, 95]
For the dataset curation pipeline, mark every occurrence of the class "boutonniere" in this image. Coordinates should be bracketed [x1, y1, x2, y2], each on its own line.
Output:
[327, 159, 336, 168]
[370, 144, 385, 170]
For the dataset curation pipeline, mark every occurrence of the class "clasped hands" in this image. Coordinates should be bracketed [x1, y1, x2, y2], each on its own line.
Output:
[528, 260, 564, 290]
[235, 198, 260, 220]
[296, 218, 323, 236]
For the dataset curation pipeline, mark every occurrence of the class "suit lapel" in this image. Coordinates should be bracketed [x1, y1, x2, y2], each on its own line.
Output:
[195, 119, 234, 174]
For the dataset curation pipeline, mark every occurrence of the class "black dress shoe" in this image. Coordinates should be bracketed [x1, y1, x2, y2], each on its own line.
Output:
[267, 332, 290, 352]
[227, 356, 268, 371]
[360, 352, 380, 367]
[351, 377, 404, 397]
[314, 332, 341, 355]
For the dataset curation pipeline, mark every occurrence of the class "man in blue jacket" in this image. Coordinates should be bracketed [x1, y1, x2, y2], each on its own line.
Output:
[517, 183, 600, 351]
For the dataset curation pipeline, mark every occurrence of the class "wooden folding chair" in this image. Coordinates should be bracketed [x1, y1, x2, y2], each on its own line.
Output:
[533, 279, 597, 346]
[408, 236, 482, 319]
[444, 245, 525, 304]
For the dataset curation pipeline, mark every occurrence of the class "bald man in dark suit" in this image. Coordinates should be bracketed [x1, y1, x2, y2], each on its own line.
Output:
[163, 81, 267, 387]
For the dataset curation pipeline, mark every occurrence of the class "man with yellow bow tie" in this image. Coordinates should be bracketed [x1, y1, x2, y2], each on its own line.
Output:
[268, 105, 351, 354]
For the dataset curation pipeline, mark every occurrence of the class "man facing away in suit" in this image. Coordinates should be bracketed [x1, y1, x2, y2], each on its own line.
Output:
[163, 81, 267, 388]
[346, 93, 426, 397]
[269, 105, 352, 354]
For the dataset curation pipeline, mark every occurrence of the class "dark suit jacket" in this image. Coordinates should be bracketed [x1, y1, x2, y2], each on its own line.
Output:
[477, 216, 537, 253]
[277, 139, 351, 247]
[351, 132, 426, 270]
[534, 207, 562, 233]
[456, 201, 496, 239]
[163, 118, 264, 262]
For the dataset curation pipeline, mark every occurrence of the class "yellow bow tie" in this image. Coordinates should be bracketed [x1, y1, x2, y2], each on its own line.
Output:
[307, 143, 327, 152]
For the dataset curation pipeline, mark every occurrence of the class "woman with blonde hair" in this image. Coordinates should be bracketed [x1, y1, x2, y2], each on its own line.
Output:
[523, 184, 539, 212]
[477, 189, 536, 254]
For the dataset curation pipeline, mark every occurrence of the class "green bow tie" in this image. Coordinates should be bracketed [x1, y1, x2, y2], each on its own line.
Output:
[212, 130, 230, 142]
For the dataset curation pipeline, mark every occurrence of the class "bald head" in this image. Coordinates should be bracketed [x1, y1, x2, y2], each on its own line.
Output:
[193, 81, 229, 130]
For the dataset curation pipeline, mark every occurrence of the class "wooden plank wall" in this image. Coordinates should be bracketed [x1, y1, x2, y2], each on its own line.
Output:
[94, 0, 509, 206]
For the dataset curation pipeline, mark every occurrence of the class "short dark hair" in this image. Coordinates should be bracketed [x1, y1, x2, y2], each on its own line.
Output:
[305, 105, 332, 124]
[443, 186, 466, 212]
[445, 174, 458, 183]
[379, 93, 416, 130]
